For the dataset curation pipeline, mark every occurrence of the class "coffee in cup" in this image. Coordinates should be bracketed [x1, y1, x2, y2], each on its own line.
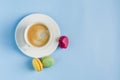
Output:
[25, 23, 50, 47]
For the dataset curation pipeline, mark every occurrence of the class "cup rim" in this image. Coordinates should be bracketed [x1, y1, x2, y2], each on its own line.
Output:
[24, 22, 52, 48]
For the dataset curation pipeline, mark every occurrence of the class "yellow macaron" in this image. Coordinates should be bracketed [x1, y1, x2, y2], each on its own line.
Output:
[32, 58, 43, 72]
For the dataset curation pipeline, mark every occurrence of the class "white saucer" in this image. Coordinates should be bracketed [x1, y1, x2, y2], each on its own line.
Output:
[15, 14, 61, 58]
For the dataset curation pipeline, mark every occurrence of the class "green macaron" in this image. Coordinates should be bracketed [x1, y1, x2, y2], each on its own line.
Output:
[41, 56, 54, 68]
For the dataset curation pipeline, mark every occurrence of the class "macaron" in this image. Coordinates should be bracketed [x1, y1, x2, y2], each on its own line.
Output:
[59, 36, 69, 49]
[41, 56, 54, 68]
[32, 58, 43, 72]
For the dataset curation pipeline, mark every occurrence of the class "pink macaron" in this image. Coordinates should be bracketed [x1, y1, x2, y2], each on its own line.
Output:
[59, 36, 69, 49]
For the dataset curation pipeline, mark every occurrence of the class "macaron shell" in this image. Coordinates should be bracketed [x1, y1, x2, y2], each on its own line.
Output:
[63, 37, 69, 48]
[32, 59, 40, 71]
[36, 58, 43, 70]
[32, 58, 43, 72]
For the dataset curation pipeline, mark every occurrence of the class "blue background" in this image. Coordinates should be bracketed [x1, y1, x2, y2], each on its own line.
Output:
[0, 0, 120, 80]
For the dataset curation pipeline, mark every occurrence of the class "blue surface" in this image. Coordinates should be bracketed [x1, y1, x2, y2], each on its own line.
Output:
[0, 0, 120, 80]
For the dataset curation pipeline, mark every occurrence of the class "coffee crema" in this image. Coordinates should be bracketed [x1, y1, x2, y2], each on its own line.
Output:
[27, 23, 50, 47]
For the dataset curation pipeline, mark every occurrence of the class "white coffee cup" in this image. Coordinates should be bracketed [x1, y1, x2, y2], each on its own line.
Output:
[23, 22, 53, 50]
